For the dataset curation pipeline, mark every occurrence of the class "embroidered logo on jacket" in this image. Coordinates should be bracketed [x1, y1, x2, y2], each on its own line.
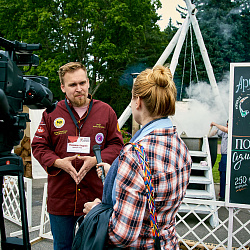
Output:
[54, 130, 68, 135]
[54, 117, 65, 128]
[93, 123, 105, 129]
[37, 125, 45, 134]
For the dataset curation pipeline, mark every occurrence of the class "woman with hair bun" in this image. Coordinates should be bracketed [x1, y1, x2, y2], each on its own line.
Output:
[83, 65, 192, 249]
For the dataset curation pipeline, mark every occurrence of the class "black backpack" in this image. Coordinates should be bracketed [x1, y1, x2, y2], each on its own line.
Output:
[72, 203, 113, 250]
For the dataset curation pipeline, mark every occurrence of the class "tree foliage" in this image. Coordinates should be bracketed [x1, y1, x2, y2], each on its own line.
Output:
[196, 0, 249, 79]
[0, 0, 167, 118]
[175, 0, 249, 99]
[0, 0, 249, 128]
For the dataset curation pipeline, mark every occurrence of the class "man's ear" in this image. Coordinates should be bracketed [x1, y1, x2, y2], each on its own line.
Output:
[60, 83, 65, 93]
[87, 78, 90, 89]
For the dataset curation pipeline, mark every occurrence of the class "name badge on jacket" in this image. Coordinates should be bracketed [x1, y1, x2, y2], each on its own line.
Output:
[67, 136, 90, 153]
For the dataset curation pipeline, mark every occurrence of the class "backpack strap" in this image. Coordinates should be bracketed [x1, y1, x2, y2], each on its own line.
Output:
[131, 143, 161, 246]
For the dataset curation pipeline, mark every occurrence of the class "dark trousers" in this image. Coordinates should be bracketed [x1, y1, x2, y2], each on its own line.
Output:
[49, 214, 79, 250]
[219, 154, 227, 199]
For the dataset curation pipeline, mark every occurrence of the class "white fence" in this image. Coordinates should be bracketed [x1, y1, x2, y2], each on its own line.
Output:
[3, 179, 250, 249]
[177, 198, 250, 249]
[3, 176, 32, 227]
[3, 176, 40, 237]
[34, 183, 250, 249]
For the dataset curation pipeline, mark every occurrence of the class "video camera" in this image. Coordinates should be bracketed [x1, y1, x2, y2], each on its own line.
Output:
[0, 37, 57, 249]
[0, 37, 57, 154]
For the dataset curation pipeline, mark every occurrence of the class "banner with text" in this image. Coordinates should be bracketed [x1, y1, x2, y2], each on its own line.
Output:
[227, 62, 250, 208]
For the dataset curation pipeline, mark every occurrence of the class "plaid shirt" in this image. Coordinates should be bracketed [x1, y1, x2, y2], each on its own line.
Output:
[108, 127, 192, 249]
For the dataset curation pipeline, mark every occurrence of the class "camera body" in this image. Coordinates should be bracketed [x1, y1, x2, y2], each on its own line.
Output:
[0, 37, 56, 154]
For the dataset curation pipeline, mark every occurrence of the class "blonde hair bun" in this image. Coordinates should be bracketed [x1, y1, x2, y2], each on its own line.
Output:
[147, 65, 173, 88]
[133, 65, 177, 117]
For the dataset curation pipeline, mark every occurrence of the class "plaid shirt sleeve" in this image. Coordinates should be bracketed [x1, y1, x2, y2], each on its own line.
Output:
[108, 144, 147, 247]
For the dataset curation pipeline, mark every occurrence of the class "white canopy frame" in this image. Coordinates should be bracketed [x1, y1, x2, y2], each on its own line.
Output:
[118, 0, 227, 129]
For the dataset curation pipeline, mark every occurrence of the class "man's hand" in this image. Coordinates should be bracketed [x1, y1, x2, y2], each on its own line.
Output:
[77, 156, 97, 183]
[54, 155, 79, 184]
[83, 198, 101, 215]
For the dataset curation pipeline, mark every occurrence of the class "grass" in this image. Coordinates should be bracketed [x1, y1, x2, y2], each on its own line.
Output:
[212, 154, 221, 184]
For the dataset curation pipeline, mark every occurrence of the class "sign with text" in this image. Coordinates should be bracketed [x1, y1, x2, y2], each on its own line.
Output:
[227, 62, 250, 208]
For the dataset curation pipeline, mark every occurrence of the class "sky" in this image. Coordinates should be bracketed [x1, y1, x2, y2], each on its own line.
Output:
[157, 0, 186, 30]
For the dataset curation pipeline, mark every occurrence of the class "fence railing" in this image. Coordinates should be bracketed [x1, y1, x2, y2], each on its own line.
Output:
[177, 198, 250, 249]
[3, 176, 32, 227]
[3, 180, 250, 249]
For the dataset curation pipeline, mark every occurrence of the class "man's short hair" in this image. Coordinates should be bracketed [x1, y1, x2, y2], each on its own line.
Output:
[58, 62, 87, 85]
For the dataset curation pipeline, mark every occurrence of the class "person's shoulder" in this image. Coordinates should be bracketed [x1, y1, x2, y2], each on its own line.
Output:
[42, 100, 65, 117]
[217, 129, 223, 136]
[119, 143, 135, 156]
[93, 99, 114, 111]
[56, 99, 65, 107]
[222, 131, 228, 137]
[93, 99, 109, 106]
[118, 143, 141, 168]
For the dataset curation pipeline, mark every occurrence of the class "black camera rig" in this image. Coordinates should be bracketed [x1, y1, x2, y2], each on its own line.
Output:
[0, 37, 57, 249]
[0, 37, 56, 154]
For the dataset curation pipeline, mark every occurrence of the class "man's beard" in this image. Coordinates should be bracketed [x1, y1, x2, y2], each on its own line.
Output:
[70, 94, 87, 107]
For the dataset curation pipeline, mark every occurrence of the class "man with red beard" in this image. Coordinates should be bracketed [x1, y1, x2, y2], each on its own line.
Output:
[31, 62, 123, 250]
